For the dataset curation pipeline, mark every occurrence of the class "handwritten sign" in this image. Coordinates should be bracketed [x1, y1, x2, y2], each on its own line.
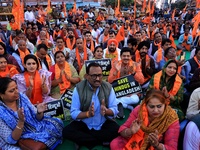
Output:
[60, 89, 73, 120]
[85, 59, 111, 76]
[111, 75, 142, 98]
[44, 100, 65, 120]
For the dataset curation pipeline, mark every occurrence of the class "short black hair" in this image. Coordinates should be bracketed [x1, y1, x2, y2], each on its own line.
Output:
[24, 54, 39, 71]
[162, 38, 171, 46]
[0, 77, 15, 95]
[164, 46, 175, 57]
[120, 47, 132, 56]
[86, 62, 102, 74]
[137, 41, 150, 50]
[56, 37, 64, 42]
[127, 38, 137, 47]
[84, 31, 91, 35]
[37, 44, 48, 51]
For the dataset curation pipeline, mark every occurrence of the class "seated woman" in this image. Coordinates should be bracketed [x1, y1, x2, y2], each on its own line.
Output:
[148, 59, 185, 121]
[110, 89, 180, 150]
[0, 55, 19, 77]
[0, 42, 21, 72]
[12, 54, 53, 105]
[0, 77, 63, 150]
[50, 51, 80, 99]
[79, 46, 106, 80]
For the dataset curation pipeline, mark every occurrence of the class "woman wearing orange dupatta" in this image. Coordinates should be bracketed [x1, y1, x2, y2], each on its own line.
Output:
[50, 51, 80, 99]
[110, 89, 180, 150]
[0, 55, 19, 77]
[12, 54, 54, 105]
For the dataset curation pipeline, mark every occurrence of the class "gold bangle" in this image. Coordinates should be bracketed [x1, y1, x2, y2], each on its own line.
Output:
[16, 125, 22, 130]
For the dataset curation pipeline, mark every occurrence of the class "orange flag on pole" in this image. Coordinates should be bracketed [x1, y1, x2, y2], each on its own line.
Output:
[72, 0, 76, 13]
[20, 1, 24, 23]
[115, 25, 124, 42]
[12, 0, 20, 30]
[62, 2, 67, 17]
[142, 0, 146, 12]
[146, 0, 151, 14]
[171, 8, 176, 21]
[150, 0, 156, 15]
[115, 0, 120, 16]
[47, 0, 51, 13]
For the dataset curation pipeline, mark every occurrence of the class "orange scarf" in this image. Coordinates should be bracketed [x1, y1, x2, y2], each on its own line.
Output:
[55, 62, 71, 94]
[115, 60, 136, 78]
[54, 46, 65, 54]
[0, 64, 19, 77]
[154, 71, 182, 97]
[10, 22, 19, 30]
[76, 47, 87, 71]
[35, 54, 52, 70]
[105, 48, 119, 60]
[84, 38, 94, 52]
[53, 30, 62, 39]
[103, 34, 109, 43]
[193, 56, 200, 68]
[18, 48, 30, 65]
[182, 34, 191, 51]
[124, 104, 178, 150]
[24, 71, 43, 104]
[66, 38, 75, 50]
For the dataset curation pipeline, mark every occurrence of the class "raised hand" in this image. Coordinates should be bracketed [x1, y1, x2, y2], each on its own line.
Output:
[162, 86, 169, 98]
[89, 102, 95, 117]
[41, 74, 46, 85]
[17, 107, 25, 123]
[100, 99, 107, 116]
[37, 103, 47, 114]
[130, 118, 142, 134]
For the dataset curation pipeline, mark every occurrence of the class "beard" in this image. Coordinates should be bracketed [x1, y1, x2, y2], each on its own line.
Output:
[108, 47, 116, 52]
[140, 52, 147, 57]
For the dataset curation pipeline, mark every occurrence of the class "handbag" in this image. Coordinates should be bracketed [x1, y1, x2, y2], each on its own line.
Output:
[18, 139, 47, 150]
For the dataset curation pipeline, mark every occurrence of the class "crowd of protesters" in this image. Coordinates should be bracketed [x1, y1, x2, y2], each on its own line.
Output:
[0, 3, 200, 149]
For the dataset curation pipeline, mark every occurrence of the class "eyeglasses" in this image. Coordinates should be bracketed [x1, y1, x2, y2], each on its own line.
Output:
[88, 74, 103, 79]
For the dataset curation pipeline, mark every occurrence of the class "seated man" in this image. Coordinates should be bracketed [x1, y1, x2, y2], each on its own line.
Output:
[63, 63, 119, 149]
[108, 47, 144, 117]
[182, 47, 200, 84]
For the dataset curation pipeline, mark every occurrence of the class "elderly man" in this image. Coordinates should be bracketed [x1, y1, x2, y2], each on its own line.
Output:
[103, 39, 121, 61]
[68, 38, 93, 73]
[12, 40, 32, 72]
[63, 63, 119, 149]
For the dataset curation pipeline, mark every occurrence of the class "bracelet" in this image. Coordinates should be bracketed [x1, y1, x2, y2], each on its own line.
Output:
[86, 111, 90, 118]
[16, 125, 22, 130]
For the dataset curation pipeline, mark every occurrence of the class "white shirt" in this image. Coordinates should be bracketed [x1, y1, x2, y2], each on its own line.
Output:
[25, 11, 35, 22]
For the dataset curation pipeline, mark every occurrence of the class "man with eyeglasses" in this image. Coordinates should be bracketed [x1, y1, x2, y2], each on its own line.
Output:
[63, 62, 119, 149]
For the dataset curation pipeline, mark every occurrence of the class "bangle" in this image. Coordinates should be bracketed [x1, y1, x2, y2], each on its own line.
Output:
[86, 111, 90, 118]
[16, 125, 22, 130]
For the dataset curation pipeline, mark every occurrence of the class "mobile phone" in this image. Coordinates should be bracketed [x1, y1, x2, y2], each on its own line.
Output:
[180, 51, 185, 61]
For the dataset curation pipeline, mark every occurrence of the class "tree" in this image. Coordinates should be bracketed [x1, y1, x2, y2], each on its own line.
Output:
[105, 0, 134, 8]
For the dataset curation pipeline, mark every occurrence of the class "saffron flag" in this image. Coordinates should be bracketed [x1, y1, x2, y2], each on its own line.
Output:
[146, 0, 151, 14]
[115, 0, 120, 16]
[171, 8, 176, 21]
[62, 2, 67, 17]
[142, 0, 146, 12]
[115, 25, 124, 42]
[47, 0, 51, 13]
[12, 0, 20, 30]
[72, 0, 76, 13]
[20, 1, 24, 23]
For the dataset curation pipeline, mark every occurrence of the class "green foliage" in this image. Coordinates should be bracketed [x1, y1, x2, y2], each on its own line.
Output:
[171, 1, 187, 10]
